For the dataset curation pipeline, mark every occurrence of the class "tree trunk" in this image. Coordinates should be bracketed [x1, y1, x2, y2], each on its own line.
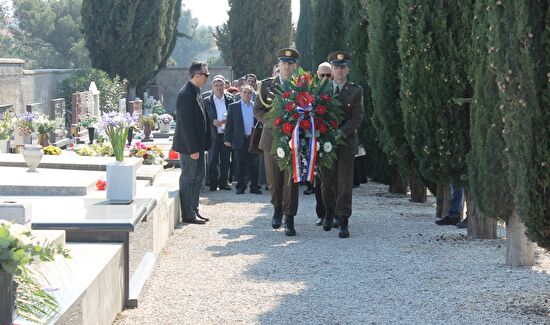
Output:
[389, 168, 408, 194]
[435, 183, 451, 218]
[409, 176, 427, 203]
[466, 192, 497, 239]
[506, 210, 534, 266]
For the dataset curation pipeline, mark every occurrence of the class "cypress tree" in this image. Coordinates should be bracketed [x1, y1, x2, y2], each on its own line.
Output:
[489, 1, 549, 252]
[312, 0, 345, 66]
[81, 0, 181, 91]
[398, 1, 472, 187]
[296, 0, 314, 71]
[227, 0, 255, 78]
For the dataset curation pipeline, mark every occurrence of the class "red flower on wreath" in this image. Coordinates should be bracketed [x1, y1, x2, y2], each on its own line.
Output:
[296, 73, 312, 87]
[274, 117, 283, 126]
[331, 120, 338, 129]
[282, 91, 292, 99]
[300, 119, 311, 130]
[317, 122, 328, 134]
[292, 113, 299, 120]
[295, 91, 314, 108]
[316, 105, 327, 115]
[320, 93, 331, 102]
[282, 122, 293, 135]
[285, 102, 295, 112]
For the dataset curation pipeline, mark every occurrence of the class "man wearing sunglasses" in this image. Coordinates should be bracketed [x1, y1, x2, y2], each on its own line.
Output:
[173, 61, 212, 225]
[254, 48, 301, 236]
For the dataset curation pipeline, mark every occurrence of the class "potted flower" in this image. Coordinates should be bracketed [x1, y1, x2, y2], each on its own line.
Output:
[0, 220, 70, 324]
[100, 111, 139, 203]
[79, 114, 98, 145]
[129, 142, 166, 165]
[33, 113, 57, 147]
[0, 112, 13, 153]
[157, 113, 173, 133]
[13, 112, 36, 147]
[139, 114, 157, 142]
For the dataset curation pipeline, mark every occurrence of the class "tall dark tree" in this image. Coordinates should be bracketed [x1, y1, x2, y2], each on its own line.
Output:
[312, 0, 345, 66]
[81, 0, 181, 93]
[214, 23, 232, 67]
[226, 0, 255, 78]
[295, 0, 314, 71]
[488, 1, 549, 255]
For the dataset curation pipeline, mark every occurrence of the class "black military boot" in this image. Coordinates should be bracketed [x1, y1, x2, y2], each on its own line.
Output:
[284, 216, 296, 236]
[272, 208, 283, 229]
[323, 208, 335, 231]
[338, 217, 350, 238]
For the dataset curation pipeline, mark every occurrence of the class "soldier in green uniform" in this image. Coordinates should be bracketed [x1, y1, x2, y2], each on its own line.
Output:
[253, 48, 300, 236]
[320, 51, 365, 238]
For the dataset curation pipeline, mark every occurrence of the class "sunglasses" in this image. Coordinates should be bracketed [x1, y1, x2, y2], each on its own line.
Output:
[320, 73, 332, 78]
[241, 90, 253, 94]
[197, 72, 210, 77]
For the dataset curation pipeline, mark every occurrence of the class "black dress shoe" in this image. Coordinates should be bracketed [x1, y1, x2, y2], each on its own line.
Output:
[303, 187, 314, 195]
[338, 217, 349, 238]
[333, 216, 340, 228]
[272, 211, 283, 229]
[196, 213, 209, 222]
[209, 186, 218, 191]
[456, 217, 468, 229]
[250, 189, 262, 194]
[219, 185, 232, 191]
[323, 215, 334, 231]
[236, 189, 245, 194]
[316, 218, 323, 226]
[284, 216, 296, 236]
[435, 215, 460, 226]
[182, 217, 206, 224]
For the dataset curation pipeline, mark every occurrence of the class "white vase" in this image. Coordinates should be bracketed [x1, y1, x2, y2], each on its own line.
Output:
[0, 139, 8, 153]
[106, 160, 138, 204]
[21, 144, 43, 172]
[14, 132, 31, 146]
[159, 122, 171, 133]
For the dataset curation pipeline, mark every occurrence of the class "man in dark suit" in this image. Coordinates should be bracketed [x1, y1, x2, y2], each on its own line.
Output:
[224, 84, 262, 195]
[172, 61, 212, 224]
[204, 76, 234, 191]
[253, 48, 300, 236]
[320, 51, 365, 238]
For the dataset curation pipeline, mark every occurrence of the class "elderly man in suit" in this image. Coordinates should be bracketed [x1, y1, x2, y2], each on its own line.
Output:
[320, 52, 365, 238]
[224, 84, 262, 195]
[254, 48, 300, 236]
[172, 61, 212, 224]
[204, 75, 234, 191]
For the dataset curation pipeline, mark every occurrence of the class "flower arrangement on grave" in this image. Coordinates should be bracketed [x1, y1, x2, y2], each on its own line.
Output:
[76, 142, 113, 157]
[0, 112, 13, 140]
[139, 114, 157, 128]
[33, 114, 57, 134]
[0, 220, 70, 323]
[13, 112, 36, 136]
[78, 114, 97, 129]
[43, 145, 62, 155]
[265, 68, 345, 183]
[157, 113, 173, 125]
[99, 111, 136, 161]
[129, 142, 166, 165]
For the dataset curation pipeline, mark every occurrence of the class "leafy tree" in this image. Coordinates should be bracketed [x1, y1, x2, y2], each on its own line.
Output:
[81, 0, 181, 93]
[295, 0, 314, 71]
[171, 8, 215, 67]
[213, 23, 232, 66]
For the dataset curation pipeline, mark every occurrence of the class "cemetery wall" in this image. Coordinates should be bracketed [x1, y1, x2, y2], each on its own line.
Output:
[153, 66, 233, 114]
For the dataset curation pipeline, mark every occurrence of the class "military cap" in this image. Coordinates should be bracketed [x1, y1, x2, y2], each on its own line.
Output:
[276, 48, 300, 64]
[327, 51, 351, 66]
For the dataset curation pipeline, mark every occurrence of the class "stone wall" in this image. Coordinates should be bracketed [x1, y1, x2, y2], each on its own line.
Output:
[0, 58, 71, 114]
[152, 66, 233, 114]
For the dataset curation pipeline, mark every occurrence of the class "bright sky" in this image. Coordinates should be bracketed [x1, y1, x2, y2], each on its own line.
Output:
[183, 0, 300, 27]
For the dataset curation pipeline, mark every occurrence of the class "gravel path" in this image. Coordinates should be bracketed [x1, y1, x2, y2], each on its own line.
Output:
[115, 181, 550, 324]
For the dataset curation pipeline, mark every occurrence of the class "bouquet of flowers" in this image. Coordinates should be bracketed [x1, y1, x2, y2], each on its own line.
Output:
[76, 142, 113, 157]
[13, 112, 36, 136]
[139, 114, 157, 128]
[43, 145, 62, 155]
[129, 141, 166, 165]
[33, 114, 57, 134]
[99, 111, 136, 161]
[266, 68, 344, 183]
[158, 113, 173, 125]
[79, 114, 97, 128]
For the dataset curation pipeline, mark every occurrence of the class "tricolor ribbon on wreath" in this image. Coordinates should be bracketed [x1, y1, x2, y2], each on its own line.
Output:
[290, 104, 317, 183]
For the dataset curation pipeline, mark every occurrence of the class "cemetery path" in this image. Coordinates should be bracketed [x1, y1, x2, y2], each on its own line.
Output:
[114, 181, 550, 324]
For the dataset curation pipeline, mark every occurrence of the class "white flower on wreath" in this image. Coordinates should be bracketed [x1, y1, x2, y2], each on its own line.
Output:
[316, 142, 320, 151]
[323, 142, 333, 153]
[277, 147, 285, 158]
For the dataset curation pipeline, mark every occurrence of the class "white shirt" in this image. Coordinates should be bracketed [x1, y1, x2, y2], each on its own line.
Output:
[213, 95, 227, 134]
[333, 80, 347, 95]
[241, 100, 254, 136]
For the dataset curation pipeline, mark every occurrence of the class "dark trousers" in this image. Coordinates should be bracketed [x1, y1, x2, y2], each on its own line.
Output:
[208, 134, 230, 188]
[179, 152, 205, 220]
[314, 174, 326, 218]
[263, 152, 298, 216]
[234, 136, 260, 191]
[320, 143, 355, 218]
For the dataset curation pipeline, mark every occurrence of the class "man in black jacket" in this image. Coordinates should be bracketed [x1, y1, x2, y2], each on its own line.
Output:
[172, 61, 212, 224]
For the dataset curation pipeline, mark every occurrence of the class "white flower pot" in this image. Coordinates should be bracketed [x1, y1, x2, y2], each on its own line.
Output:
[13, 132, 31, 146]
[21, 144, 43, 172]
[0, 139, 9, 153]
[106, 160, 139, 204]
[159, 122, 171, 133]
